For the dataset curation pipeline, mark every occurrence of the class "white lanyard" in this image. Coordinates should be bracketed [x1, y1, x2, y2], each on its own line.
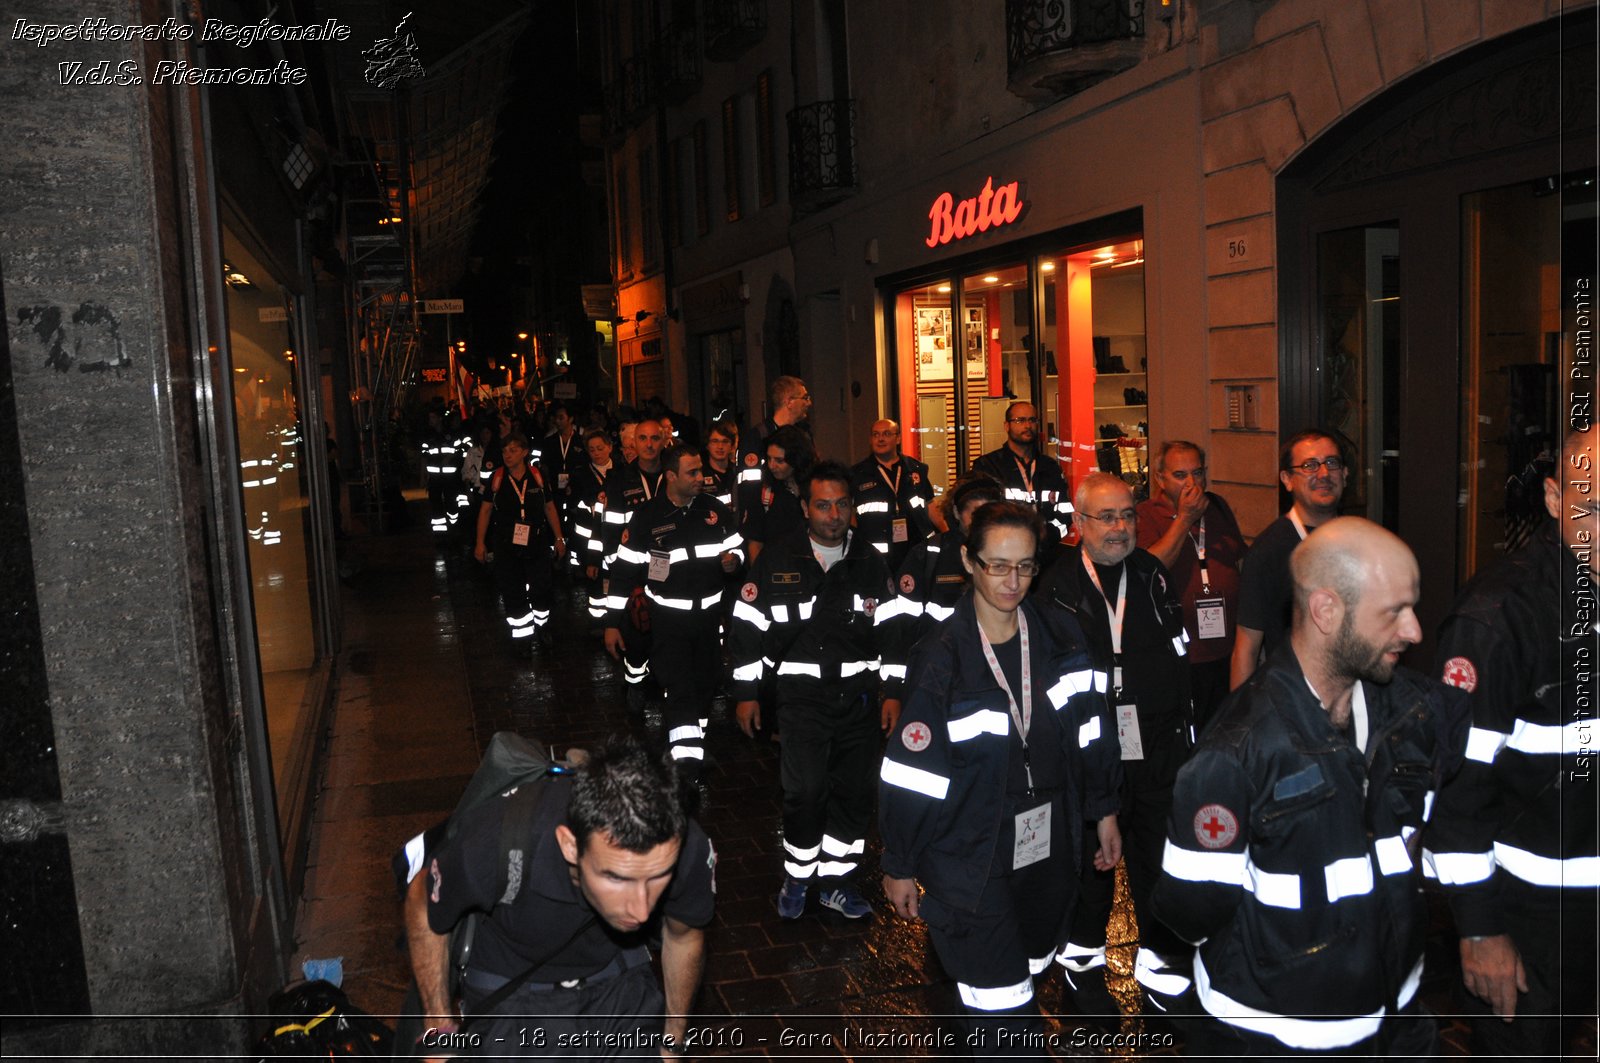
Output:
[1081, 552, 1127, 655]
[508, 471, 530, 520]
[877, 459, 902, 497]
[1288, 508, 1310, 540]
[978, 611, 1035, 789]
[1188, 516, 1210, 592]
[557, 433, 574, 463]
[640, 468, 661, 501]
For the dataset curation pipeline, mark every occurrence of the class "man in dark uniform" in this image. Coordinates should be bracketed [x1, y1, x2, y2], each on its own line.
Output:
[1037, 472, 1195, 1011]
[738, 424, 813, 563]
[1137, 440, 1247, 728]
[604, 444, 743, 779]
[406, 736, 714, 1057]
[592, 419, 668, 706]
[737, 375, 812, 489]
[1231, 429, 1348, 688]
[1154, 518, 1439, 1057]
[570, 428, 615, 621]
[474, 432, 566, 653]
[970, 400, 1074, 558]
[877, 475, 1005, 721]
[730, 461, 898, 920]
[540, 403, 585, 571]
[1424, 429, 1598, 1059]
[852, 418, 936, 571]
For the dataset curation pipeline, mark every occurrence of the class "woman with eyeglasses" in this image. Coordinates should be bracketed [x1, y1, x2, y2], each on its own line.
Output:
[879, 500, 1121, 1058]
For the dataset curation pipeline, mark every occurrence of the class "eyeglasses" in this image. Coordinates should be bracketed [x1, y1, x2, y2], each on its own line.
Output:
[1007, 416, 1039, 425]
[1290, 457, 1345, 475]
[973, 557, 1041, 577]
[1081, 510, 1137, 527]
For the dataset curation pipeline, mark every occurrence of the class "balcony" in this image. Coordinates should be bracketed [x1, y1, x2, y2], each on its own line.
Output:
[1006, 0, 1146, 102]
[787, 99, 856, 212]
[620, 54, 656, 122]
[703, 0, 765, 61]
[655, 21, 702, 103]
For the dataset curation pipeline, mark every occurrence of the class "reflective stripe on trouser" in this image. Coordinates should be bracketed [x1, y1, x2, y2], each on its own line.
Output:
[920, 844, 1072, 1060]
[1133, 946, 1192, 1005]
[651, 621, 717, 773]
[493, 550, 553, 641]
[777, 682, 879, 885]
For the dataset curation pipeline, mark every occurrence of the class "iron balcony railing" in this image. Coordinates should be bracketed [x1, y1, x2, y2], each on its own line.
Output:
[1006, 0, 1146, 101]
[655, 20, 701, 102]
[704, 0, 765, 61]
[787, 99, 857, 210]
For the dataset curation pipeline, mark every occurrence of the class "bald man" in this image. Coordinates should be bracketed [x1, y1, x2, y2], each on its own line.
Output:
[1154, 518, 1445, 1057]
[851, 419, 935, 570]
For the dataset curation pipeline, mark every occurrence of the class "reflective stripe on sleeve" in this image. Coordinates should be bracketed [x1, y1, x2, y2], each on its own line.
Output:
[1244, 859, 1302, 909]
[1161, 838, 1247, 886]
[1373, 835, 1412, 876]
[771, 603, 791, 624]
[1420, 847, 1496, 884]
[1078, 716, 1102, 748]
[1465, 726, 1509, 764]
[947, 708, 1009, 743]
[403, 832, 426, 883]
[731, 600, 771, 631]
[1495, 842, 1600, 887]
[1508, 717, 1599, 756]
[925, 601, 955, 621]
[880, 757, 950, 799]
[731, 660, 764, 682]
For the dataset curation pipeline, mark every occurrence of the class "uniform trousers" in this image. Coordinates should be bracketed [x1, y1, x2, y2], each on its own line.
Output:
[493, 547, 554, 640]
[1463, 877, 1599, 1059]
[650, 613, 720, 778]
[778, 681, 877, 886]
[920, 799, 1075, 1060]
[1064, 725, 1191, 1012]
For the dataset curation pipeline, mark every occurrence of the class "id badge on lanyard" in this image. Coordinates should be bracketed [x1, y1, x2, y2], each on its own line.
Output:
[1085, 554, 1143, 761]
[1190, 517, 1225, 639]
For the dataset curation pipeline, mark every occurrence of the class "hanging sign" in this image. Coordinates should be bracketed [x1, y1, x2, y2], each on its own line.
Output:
[925, 176, 1028, 248]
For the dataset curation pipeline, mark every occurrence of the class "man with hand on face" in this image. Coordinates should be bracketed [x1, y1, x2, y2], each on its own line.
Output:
[405, 736, 713, 1059]
[1232, 430, 1348, 689]
[592, 419, 669, 708]
[852, 419, 936, 571]
[1154, 518, 1442, 1057]
[1037, 472, 1195, 1014]
[728, 462, 898, 921]
[1424, 427, 1599, 1059]
[603, 444, 743, 779]
[1137, 441, 1247, 728]
[970, 401, 1074, 562]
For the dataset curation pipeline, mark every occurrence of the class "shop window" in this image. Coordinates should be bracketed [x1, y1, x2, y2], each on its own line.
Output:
[892, 280, 956, 492]
[223, 231, 322, 817]
[1039, 237, 1148, 496]
[959, 262, 1031, 464]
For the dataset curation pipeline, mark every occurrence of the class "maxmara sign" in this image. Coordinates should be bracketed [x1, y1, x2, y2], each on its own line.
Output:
[924, 176, 1028, 248]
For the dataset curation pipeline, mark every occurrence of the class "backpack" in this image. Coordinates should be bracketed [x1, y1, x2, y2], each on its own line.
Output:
[392, 732, 585, 1056]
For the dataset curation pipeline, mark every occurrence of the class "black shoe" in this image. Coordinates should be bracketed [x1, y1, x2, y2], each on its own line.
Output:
[1108, 355, 1128, 373]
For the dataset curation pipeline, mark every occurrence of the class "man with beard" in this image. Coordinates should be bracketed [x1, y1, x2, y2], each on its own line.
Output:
[970, 401, 1074, 561]
[1154, 518, 1442, 1056]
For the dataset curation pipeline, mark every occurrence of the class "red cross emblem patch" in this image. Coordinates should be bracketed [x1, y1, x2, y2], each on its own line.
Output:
[1193, 804, 1239, 850]
[901, 721, 932, 752]
[744, 452, 759, 467]
[706, 509, 718, 526]
[899, 573, 916, 594]
[1441, 656, 1477, 693]
[863, 597, 877, 617]
[740, 582, 758, 602]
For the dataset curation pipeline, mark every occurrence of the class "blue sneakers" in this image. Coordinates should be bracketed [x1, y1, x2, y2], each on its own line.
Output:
[818, 885, 872, 919]
[777, 876, 808, 919]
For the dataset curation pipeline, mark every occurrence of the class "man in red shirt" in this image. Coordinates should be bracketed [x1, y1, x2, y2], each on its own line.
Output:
[1136, 440, 1245, 728]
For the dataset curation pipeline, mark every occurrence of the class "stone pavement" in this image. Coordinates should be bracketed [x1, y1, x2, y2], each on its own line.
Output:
[289, 514, 1545, 1058]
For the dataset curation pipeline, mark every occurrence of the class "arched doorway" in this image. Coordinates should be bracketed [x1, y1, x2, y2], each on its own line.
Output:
[1277, 11, 1596, 640]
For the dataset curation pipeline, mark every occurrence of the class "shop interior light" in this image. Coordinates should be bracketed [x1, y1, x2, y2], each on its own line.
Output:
[517, 331, 529, 340]
[982, 275, 1000, 283]
[234, 366, 249, 373]
[1040, 261, 1056, 272]
[937, 284, 951, 293]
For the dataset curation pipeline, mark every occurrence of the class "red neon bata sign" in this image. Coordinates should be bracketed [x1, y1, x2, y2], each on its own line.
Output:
[925, 176, 1027, 248]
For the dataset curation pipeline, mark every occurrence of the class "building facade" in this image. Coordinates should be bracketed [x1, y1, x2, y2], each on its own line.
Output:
[598, 0, 1596, 636]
